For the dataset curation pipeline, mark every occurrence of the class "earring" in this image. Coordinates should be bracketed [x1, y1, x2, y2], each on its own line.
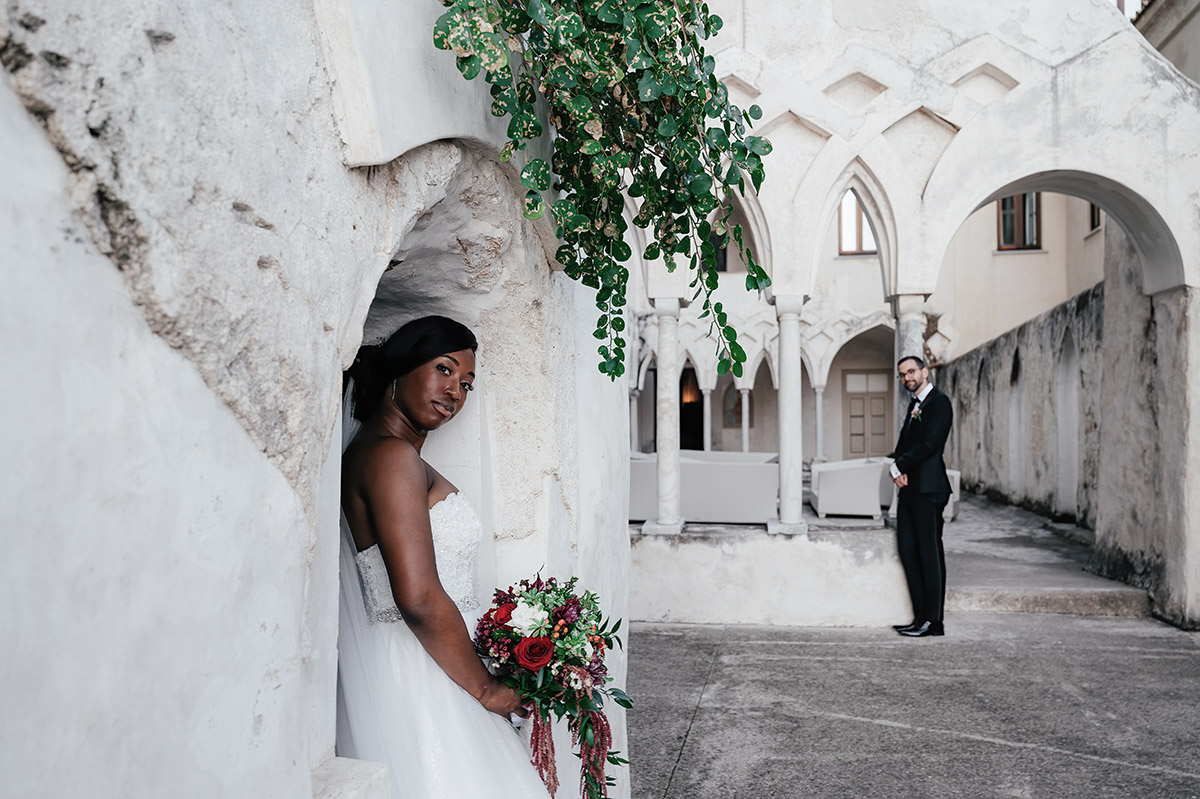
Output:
[392, 379, 399, 404]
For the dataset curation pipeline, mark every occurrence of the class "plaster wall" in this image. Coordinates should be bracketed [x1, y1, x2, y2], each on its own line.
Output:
[1, 2, 629, 796]
[0, 79, 315, 797]
[1092, 223, 1169, 601]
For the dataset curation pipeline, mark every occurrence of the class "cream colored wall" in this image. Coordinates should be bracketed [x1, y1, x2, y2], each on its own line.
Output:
[1065, 196, 1108, 295]
[927, 193, 1104, 357]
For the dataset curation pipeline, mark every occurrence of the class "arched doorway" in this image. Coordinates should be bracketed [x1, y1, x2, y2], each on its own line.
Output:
[827, 325, 895, 460]
[679, 362, 703, 450]
[1056, 330, 1080, 521]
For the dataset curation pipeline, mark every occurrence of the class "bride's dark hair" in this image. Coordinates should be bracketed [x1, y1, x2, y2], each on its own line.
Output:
[346, 315, 478, 421]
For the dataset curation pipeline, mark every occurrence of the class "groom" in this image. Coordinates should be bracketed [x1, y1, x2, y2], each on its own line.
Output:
[889, 355, 953, 638]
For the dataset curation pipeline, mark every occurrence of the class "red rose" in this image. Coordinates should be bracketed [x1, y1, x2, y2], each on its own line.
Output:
[513, 636, 555, 671]
[494, 602, 517, 626]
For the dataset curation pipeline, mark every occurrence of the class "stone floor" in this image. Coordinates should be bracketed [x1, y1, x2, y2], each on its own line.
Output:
[625, 495, 1200, 799]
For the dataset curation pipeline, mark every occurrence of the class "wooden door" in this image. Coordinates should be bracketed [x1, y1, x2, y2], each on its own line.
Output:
[843, 371, 892, 458]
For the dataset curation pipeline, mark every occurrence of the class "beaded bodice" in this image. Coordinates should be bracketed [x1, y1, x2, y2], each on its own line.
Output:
[354, 492, 482, 623]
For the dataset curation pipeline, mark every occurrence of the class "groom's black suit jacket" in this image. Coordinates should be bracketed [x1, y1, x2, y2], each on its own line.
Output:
[893, 386, 953, 496]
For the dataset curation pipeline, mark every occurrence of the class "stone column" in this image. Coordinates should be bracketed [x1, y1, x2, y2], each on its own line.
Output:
[629, 389, 640, 452]
[814, 385, 826, 462]
[739, 388, 751, 452]
[702, 388, 712, 451]
[893, 294, 927, 425]
[770, 295, 808, 534]
[643, 299, 684, 535]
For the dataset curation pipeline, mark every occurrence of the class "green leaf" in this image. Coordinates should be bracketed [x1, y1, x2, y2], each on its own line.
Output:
[456, 54, 481, 80]
[432, 10, 457, 51]
[523, 189, 546, 219]
[556, 11, 584, 39]
[569, 94, 593, 115]
[747, 135, 773, 156]
[748, 104, 763, 120]
[477, 33, 509, 72]
[612, 240, 632, 261]
[520, 158, 552, 191]
[657, 115, 679, 138]
[638, 71, 663, 101]
[584, 0, 622, 24]
[688, 173, 713, 196]
[527, 0, 553, 27]
[643, 243, 661, 260]
[580, 139, 603, 155]
[717, 358, 731, 375]
[706, 127, 730, 149]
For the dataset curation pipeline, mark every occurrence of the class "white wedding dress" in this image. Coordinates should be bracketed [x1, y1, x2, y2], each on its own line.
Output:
[335, 491, 552, 799]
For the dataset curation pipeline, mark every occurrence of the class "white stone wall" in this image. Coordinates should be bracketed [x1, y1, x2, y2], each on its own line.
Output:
[1, 2, 629, 796]
[939, 220, 1200, 625]
[938, 285, 1104, 527]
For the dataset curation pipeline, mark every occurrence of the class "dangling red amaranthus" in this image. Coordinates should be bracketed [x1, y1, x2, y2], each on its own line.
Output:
[530, 708, 559, 797]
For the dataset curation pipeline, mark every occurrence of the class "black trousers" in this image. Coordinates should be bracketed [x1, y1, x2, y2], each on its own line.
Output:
[895, 489, 949, 623]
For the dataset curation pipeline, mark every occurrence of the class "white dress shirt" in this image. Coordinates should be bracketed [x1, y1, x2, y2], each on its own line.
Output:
[891, 383, 934, 479]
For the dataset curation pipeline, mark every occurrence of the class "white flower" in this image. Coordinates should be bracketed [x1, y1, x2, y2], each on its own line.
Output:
[509, 600, 549, 636]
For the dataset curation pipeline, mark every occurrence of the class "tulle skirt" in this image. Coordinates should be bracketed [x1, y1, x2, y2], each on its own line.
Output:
[336, 531, 550, 799]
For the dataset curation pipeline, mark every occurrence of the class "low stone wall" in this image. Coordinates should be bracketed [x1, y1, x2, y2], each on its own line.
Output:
[630, 527, 911, 627]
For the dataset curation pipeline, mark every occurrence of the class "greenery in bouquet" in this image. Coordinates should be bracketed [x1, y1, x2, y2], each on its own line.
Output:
[433, 0, 773, 381]
[474, 576, 632, 798]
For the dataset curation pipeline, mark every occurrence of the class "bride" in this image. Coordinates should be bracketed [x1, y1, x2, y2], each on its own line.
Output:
[337, 315, 551, 798]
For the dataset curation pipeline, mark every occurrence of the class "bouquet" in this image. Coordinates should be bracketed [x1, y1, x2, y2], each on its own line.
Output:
[474, 575, 632, 799]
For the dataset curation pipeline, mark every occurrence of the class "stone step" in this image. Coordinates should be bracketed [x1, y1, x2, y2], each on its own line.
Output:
[946, 586, 1151, 617]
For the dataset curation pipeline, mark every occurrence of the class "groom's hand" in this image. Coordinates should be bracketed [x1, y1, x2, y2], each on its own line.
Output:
[893, 473, 909, 488]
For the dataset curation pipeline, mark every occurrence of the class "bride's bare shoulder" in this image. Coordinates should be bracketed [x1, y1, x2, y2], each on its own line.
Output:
[346, 435, 427, 495]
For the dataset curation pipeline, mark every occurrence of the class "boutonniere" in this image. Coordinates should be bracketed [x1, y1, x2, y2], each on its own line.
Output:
[911, 406, 923, 421]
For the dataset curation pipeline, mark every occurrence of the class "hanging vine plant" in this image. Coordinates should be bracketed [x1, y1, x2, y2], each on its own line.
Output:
[434, 0, 772, 379]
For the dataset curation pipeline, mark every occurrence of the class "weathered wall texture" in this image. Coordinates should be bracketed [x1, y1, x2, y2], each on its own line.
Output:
[1, 1, 629, 796]
[939, 284, 1104, 526]
[940, 222, 1200, 626]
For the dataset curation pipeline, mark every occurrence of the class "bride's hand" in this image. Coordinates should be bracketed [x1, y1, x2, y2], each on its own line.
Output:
[478, 680, 529, 718]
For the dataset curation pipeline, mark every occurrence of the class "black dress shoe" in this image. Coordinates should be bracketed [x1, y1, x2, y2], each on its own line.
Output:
[892, 621, 918, 631]
[899, 621, 944, 637]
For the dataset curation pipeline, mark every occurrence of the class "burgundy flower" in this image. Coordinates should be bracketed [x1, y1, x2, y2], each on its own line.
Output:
[553, 596, 582, 625]
[586, 653, 608, 682]
[514, 636, 555, 671]
[494, 602, 517, 626]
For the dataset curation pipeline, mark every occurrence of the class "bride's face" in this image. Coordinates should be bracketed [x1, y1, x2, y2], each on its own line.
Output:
[395, 349, 476, 431]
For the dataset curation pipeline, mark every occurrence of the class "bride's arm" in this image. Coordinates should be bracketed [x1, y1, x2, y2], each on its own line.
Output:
[363, 441, 525, 717]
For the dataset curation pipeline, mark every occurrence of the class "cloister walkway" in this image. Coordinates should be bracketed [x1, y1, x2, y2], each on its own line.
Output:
[626, 495, 1200, 798]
